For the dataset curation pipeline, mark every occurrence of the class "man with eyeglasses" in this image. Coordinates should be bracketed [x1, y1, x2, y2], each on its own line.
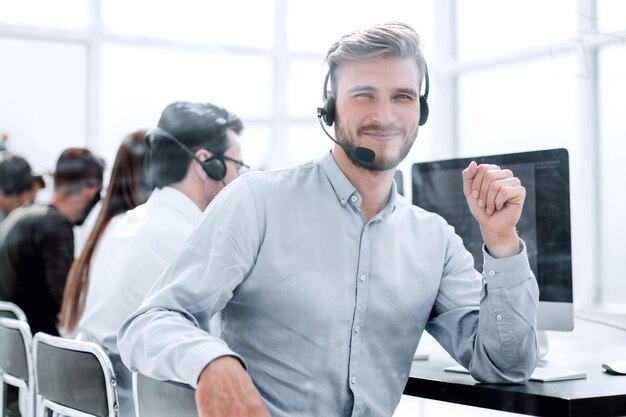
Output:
[77, 101, 245, 417]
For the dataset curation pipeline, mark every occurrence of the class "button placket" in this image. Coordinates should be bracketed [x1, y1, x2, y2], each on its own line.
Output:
[348, 224, 370, 412]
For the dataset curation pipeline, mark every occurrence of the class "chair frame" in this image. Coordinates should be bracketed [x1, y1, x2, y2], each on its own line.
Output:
[0, 317, 35, 417]
[132, 372, 197, 417]
[0, 301, 27, 321]
[32, 332, 119, 417]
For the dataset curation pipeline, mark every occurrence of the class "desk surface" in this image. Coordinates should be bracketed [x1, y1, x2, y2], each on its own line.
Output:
[404, 332, 626, 417]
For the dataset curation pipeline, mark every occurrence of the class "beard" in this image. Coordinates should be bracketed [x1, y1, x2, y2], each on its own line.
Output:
[74, 190, 101, 226]
[334, 119, 417, 171]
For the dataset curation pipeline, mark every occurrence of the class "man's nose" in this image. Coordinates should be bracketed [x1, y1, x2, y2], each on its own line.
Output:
[369, 99, 397, 125]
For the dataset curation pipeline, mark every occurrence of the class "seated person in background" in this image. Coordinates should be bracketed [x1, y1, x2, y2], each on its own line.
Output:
[0, 152, 46, 222]
[0, 153, 46, 417]
[60, 130, 151, 337]
[0, 148, 103, 335]
[76, 102, 245, 417]
[119, 22, 538, 417]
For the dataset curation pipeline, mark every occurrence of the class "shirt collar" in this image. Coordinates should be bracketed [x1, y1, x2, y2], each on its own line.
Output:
[320, 152, 357, 208]
[319, 152, 399, 217]
[385, 180, 399, 215]
[148, 186, 203, 224]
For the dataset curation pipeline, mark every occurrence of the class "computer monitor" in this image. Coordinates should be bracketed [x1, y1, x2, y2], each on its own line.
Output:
[412, 148, 573, 331]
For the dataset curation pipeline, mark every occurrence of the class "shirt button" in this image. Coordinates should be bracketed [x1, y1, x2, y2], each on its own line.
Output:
[350, 195, 358, 203]
[351, 377, 357, 384]
[340, 198, 346, 205]
[488, 270, 496, 277]
[354, 326, 360, 333]
[496, 314, 503, 321]
[359, 274, 367, 282]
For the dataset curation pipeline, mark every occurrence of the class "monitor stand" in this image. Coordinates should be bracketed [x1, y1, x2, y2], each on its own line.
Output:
[538, 330, 549, 360]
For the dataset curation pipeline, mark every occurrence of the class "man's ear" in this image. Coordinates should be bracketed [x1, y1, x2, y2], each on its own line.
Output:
[192, 149, 213, 179]
[82, 185, 100, 202]
[18, 189, 37, 205]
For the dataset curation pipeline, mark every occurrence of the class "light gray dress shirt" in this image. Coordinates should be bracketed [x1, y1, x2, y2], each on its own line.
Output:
[118, 152, 539, 417]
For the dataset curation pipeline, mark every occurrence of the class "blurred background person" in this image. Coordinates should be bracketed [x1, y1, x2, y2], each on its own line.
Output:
[73, 154, 108, 257]
[60, 130, 150, 336]
[0, 151, 46, 417]
[0, 152, 46, 222]
[0, 148, 103, 335]
[74, 102, 245, 417]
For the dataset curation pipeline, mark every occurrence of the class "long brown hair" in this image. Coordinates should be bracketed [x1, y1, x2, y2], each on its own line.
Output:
[60, 130, 150, 332]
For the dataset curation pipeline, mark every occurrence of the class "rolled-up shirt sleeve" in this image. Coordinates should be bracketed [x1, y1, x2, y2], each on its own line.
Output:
[117, 176, 262, 387]
[426, 227, 539, 384]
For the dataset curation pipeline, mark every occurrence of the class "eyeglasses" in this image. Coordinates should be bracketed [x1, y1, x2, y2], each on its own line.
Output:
[222, 155, 250, 175]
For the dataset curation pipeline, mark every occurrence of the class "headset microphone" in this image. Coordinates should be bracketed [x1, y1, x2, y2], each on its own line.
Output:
[316, 112, 376, 164]
[317, 71, 376, 165]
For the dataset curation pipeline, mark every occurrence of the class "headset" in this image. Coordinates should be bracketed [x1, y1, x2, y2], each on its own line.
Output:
[317, 63, 430, 127]
[145, 127, 247, 183]
[315, 63, 430, 165]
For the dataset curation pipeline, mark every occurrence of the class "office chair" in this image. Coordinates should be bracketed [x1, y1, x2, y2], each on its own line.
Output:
[132, 372, 197, 417]
[32, 333, 119, 417]
[0, 301, 27, 321]
[0, 303, 28, 416]
[0, 318, 35, 417]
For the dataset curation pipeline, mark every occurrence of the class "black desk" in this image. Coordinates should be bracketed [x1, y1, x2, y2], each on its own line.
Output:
[403, 341, 626, 417]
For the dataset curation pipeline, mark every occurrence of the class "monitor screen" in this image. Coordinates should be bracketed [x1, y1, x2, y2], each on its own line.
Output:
[412, 148, 573, 331]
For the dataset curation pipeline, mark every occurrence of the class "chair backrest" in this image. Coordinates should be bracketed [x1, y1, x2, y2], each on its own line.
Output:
[0, 301, 27, 321]
[33, 332, 119, 417]
[132, 372, 197, 417]
[0, 317, 35, 417]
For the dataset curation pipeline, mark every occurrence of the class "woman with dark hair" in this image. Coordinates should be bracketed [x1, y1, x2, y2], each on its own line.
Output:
[60, 130, 150, 333]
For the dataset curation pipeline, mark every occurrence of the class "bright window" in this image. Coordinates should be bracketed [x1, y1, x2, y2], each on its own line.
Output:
[457, 0, 576, 60]
[597, 0, 626, 32]
[99, 44, 272, 165]
[102, 0, 274, 48]
[0, 38, 86, 173]
[458, 55, 577, 156]
[286, 0, 435, 63]
[0, 0, 89, 30]
[599, 44, 626, 304]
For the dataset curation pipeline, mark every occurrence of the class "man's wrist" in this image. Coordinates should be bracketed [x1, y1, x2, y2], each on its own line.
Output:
[198, 355, 244, 385]
[482, 230, 520, 259]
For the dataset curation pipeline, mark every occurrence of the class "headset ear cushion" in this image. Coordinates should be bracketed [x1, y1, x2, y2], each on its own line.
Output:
[419, 95, 429, 126]
[202, 157, 227, 181]
[322, 97, 336, 127]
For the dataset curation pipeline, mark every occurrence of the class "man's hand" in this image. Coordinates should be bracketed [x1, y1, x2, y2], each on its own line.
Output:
[196, 356, 270, 417]
[462, 161, 525, 258]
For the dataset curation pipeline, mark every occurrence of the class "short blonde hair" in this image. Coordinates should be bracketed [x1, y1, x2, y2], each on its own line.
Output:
[325, 22, 427, 93]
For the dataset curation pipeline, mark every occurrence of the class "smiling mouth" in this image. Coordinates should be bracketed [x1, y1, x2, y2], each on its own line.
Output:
[362, 131, 399, 142]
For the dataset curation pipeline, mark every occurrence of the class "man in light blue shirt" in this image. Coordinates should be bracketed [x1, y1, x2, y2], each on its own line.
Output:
[118, 22, 538, 417]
